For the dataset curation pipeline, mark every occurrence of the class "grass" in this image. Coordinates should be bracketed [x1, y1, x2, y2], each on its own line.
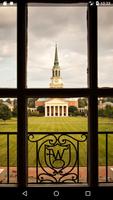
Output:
[28, 116, 88, 132]
[0, 118, 17, 132]
[0, 116, 113, 167]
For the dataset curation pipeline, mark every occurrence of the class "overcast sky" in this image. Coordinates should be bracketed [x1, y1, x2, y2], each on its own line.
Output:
[0, 5, 113, 88]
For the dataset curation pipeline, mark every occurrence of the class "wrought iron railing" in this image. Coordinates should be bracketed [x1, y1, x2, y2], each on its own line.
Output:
[0, 132, 17, 184]
[98, 132, 113, 183]
[28, 132, 87, 184]
[0, 131, 113, 184]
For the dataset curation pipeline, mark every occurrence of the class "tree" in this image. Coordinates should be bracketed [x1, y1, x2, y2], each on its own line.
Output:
[98, 105, 113, 118]
[104, 105, 113, 118]
[12, 106, 17, 117]
[0, 104, 12, 121]
[68, 106, 77, 116]
[28, 98, 37, 108]
[104, 97, 113, 103]
[37, 106, 45, 113]
[12, 99, 17, 117]
[0, 99, 3, 105]
[98, 109, 104, 117]
[78, 98, 87, 108]
[5, 98, 12, 104]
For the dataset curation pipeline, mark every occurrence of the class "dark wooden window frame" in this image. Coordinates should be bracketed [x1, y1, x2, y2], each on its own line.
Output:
[0, 0, 113, 188]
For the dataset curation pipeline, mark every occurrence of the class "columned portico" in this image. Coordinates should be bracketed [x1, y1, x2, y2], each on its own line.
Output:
[45, 46, 68, 117]
[45, 99, 68, 117]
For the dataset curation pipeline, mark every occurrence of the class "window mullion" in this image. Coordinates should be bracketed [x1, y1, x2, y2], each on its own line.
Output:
[87, 5, 98, 187]
[17, 1, 28, 187]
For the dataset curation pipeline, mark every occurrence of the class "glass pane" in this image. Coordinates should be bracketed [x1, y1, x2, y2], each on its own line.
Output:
[27, 5, 87, 88]
[98, 97, 113, 183]
[98, 6, 113, 88]
[0, 98, 17, 184]
[0, 4, 17, 88]
[28, 97, 88, 132]
[0, 98, 17, 132]
[27, 97, 88, 184]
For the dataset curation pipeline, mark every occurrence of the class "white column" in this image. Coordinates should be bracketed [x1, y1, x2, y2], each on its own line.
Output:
[49, 106, 50, 117]
[66, 106, 68, 116]
[62, 106, 64, 117]
[53, 106, 55, 117]
[60, 106, 62, 116]
[45, 106, 47, 117]
[58, 106, 60, 117]
[50, 106, 51, 117]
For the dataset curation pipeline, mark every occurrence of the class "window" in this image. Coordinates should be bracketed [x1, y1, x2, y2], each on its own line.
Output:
[98, 97, 113, 182]
[0, 1, 113, 194]
[0, 1, 17, 184]
[98, 7, 113, 88]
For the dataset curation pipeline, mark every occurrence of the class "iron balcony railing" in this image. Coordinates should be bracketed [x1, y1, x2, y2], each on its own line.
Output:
[0, 131, 113, 184]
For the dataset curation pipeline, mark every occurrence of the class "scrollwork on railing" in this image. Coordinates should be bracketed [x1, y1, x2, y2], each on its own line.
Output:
[28, 133, 87, 183]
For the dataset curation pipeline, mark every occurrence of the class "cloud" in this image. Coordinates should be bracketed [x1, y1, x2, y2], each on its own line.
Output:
[0, 5, 113, 88]
[27, 6, 87, 88]
[0, 7, 16, 28]
[98, 7, 113, 51]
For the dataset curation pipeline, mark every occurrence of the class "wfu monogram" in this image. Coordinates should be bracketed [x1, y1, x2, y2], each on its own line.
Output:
[28, 133, 87, 183]
[46, 144, 70, 170]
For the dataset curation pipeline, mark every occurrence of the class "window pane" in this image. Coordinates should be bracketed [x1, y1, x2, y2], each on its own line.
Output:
[98, 97, 113, 183]
[0, 4, 17, 88]
[27, 5, 87, 88]
[0, 98, 17, 184]
[28, 97, 88, 132]
[98, 6, 113, 88]
[27, 97, 88, 183]
[0, 98, 17, 132]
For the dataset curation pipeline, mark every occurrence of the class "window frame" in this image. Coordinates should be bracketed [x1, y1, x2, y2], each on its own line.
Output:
[0, 0, 113, 188]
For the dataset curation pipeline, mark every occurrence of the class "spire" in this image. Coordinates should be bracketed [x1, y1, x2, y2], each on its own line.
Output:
[50, 44, 63, 88]
[54, 44, 59, 66]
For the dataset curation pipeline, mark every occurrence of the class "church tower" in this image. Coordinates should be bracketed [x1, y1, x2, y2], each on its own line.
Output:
[49, 45, 63, 88]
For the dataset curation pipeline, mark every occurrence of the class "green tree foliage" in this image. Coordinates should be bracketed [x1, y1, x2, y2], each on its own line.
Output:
[28, 98, 37, 108]
[98, 105, 113, 118]
[37, 106, 45, 113]
[99, 97, 113, 103]
[68, 106, 77, 116]
[27, 109, 39, 117]
[12, 99, 17, 117]
[0, 104, 12, 121]
[78, 98, 87, 108]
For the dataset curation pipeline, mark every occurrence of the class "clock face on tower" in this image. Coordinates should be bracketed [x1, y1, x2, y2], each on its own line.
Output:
[54, 79, 58, 83]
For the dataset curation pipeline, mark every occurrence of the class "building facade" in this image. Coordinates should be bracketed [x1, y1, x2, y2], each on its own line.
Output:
[35, 45, 78, 117]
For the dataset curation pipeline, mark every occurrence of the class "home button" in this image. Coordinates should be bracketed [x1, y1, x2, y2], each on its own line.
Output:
[53, 190, 60, 197]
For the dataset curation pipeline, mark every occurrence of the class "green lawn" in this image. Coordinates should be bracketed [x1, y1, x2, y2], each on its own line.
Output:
[28, 116, 88, 132]
[0, 116, 113, 167]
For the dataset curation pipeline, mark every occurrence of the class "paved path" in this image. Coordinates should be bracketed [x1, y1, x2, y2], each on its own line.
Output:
[0, 166, 113, 183]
